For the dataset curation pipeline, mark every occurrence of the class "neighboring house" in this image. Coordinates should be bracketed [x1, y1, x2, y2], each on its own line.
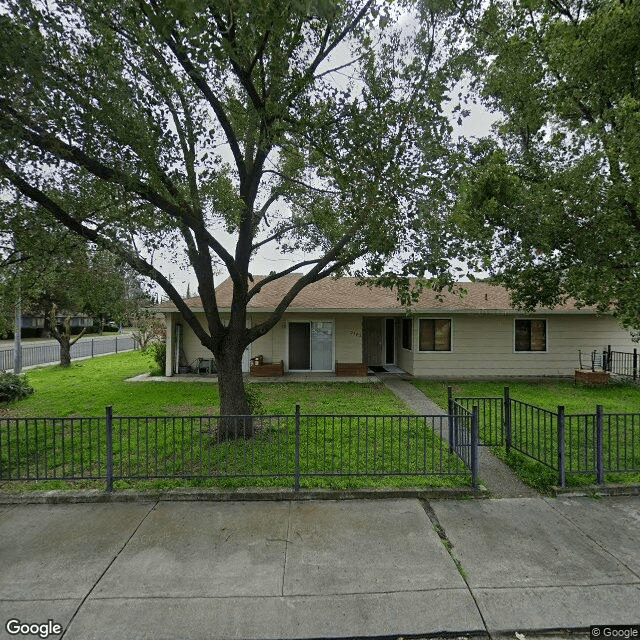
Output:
[157, 275, 637, 378]
[19, 313, 93, 336]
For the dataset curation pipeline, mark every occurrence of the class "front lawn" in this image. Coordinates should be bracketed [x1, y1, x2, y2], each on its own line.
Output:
[3, 351, 412, 417]
[412, 379, 640, 492]
[0, 353, 469, 490]
[412, 378, 640, 415]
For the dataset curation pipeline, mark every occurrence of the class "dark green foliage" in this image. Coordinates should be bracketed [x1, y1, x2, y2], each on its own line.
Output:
[0, 371, 34, 403]
[147, 341, 166, 376]
[459, 0, 640, 331]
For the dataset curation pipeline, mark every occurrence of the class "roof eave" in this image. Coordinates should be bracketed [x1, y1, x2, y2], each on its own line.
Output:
[159, 306, 602, 315]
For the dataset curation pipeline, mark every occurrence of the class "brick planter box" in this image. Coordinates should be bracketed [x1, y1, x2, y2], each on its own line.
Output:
[250, 360, 284, 377]
[575, 369, 610, 386]
[336, 362, 369, 377]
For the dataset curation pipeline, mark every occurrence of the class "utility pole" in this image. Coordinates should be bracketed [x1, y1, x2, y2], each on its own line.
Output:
[14, 249, 22, 374]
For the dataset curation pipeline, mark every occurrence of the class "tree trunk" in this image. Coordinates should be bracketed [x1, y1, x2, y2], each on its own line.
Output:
[59, 336, 71, 367]
[215, 339, 253, 439]
[49, 305, 73, 368]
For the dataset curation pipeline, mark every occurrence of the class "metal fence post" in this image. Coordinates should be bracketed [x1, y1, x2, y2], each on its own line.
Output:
[115, 337, 118, 354]
[607, 345, 612, 371]
[471, 406, 479, 490]
[91, 338, 94, 358]
[106, 405, 114, 493]
[294, 404, 301, 492]
[557, 405, 566, 488]
[595, 404, 604, 485]
[504, 386, 511, 454]
[447, 386, 454, 453]
[634, 348, 638, 381]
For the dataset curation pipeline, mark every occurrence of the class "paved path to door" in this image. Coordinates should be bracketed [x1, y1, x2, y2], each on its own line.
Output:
[1, 496, 639, 639]
[378, 373, 539, 497]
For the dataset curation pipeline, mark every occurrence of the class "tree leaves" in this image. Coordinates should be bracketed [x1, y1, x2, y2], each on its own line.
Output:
[460, 0, 640, 330]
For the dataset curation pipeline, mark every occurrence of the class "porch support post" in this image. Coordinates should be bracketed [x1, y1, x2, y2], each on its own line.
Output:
[165, 313, 174, 376]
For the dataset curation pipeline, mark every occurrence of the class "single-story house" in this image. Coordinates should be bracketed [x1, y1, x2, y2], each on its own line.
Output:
[158, 275, 637, 378]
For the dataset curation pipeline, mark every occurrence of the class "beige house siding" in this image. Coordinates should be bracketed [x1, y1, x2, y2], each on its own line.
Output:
[170, 312, 364, 373]
[248, 312, 363, 371]
[165, 308, 635, 377]
[410, 313, 636, 378]
[398, 344, 414, 375]
[336, 315, 364, 364]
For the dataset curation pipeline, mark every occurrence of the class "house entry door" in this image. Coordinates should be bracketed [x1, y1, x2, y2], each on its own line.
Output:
[362, 317, 384, 367]
[289, 323, 311, 370]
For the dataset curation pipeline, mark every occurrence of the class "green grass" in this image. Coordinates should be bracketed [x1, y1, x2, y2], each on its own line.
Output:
[1, 351, 219, 417]
[0, 353, 469, 490]
[413, 378, 640, 414]
[412, 379, 640, 492]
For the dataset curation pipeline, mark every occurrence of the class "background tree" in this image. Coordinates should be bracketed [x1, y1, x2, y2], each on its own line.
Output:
[130, 308, 166, 351]
[1, 199, 147, 365]
[0, 0, 468, 423]
[82, 253, 153, 333]
[456, 0, 640, 331]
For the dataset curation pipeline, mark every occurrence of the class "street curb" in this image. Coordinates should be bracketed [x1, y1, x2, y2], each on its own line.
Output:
[552, 483, 640, 497]
[0, 486, 487, 505]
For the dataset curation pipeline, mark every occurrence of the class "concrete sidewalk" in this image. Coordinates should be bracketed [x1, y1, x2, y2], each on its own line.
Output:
[0, 497, 639, 639]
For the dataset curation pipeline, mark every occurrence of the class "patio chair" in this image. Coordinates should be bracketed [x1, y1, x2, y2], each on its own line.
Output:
[197, 357, 216, 375]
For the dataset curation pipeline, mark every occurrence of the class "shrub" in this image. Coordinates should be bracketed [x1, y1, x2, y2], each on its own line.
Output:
[146, 341, 167, 375]
[0, 371, 35, 403]
[245, 385, 265, 415]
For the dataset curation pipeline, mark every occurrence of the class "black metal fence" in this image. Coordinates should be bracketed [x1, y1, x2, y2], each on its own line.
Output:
[0, 406, 479, 491]
[449, 390, 503, 447]
[449, 386, 640, 487]
[449, 400, 479, 484]
[606, 348, 638, 380]
[0, 337, 137, 371]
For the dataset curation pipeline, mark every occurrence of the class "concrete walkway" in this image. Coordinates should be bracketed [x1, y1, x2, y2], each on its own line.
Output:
[126, 372, 373, 383]
[1, 496, 639, 639]
[378, 373, 539, 497]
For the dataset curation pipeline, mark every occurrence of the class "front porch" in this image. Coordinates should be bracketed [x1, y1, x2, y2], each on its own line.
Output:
[127, 371, 380, 383]
[165, 310, 407, 378]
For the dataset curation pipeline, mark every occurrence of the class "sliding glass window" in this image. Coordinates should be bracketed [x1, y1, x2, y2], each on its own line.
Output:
[418, 319, 451, 352]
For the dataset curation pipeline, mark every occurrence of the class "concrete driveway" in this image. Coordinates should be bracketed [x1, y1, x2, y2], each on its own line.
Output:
[0, 496, 639, 639]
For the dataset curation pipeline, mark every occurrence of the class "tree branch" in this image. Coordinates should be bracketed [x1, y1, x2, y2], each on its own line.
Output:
[0, 101, 241, 283]
[247, 259, 323, 299]
[251, 221, 314, 251]
[0, 159, 218, 347]
[245, 228, 360, 343]
[139, 2, 248, 184]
